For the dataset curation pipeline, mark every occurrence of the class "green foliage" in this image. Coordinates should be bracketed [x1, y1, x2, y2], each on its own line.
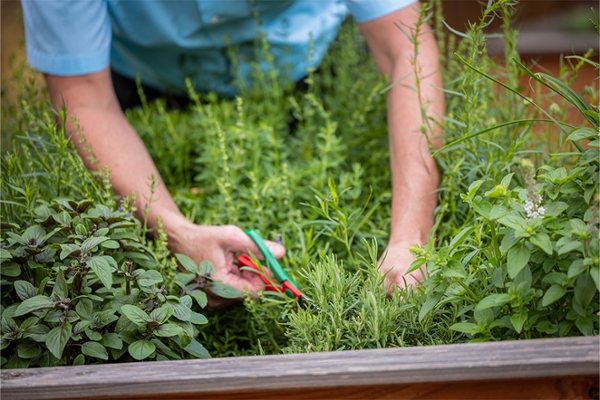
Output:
[0, 195, 215, 367]
[2, 0, 598, 368]
[412, 0, 600, 342]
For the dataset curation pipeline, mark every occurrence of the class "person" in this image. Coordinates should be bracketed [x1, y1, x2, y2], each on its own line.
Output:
[21, 0, 444, 308]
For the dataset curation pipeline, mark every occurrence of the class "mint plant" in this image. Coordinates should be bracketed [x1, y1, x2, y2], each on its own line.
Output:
[1, 198, 213, 368]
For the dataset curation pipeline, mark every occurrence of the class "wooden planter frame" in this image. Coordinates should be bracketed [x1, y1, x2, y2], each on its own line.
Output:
[2, 336, 598, 399]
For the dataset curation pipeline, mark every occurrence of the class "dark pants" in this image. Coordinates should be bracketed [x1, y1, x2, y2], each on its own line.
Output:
[111, 70, 192, 112]
[111, 69, 312, 113]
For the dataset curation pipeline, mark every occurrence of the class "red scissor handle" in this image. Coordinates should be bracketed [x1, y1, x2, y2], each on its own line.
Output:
[237, 254, 279, 292]
[281, 280, 303, 299]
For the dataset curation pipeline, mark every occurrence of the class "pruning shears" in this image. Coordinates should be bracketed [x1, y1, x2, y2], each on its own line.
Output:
[237, 229, 304, 300]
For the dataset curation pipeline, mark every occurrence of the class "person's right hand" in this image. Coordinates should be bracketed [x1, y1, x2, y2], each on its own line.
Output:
[163, 214, 286, 309]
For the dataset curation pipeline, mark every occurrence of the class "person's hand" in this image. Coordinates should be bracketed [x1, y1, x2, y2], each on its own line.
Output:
[378, 241, 423, 290]
[163, 215, 285, 309]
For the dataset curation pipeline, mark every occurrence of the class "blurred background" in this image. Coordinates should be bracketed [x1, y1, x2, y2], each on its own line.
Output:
[2, 0, 598, 111]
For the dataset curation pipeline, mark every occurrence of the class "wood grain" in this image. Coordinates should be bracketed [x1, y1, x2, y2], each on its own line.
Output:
[2, 336, 598, 400]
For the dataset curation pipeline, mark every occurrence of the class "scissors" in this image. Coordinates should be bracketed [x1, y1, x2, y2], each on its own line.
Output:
[237, 229, 303, 300]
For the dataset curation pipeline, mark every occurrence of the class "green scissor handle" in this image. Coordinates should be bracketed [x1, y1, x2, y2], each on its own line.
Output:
[245, 229, 300, 290]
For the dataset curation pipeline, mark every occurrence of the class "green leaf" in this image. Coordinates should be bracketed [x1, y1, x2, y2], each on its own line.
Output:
[169, 302, 192, 322]
[499, 214, 527, 230]
[20, 316, 39, 331]
[2, 316, 19, 335]
[499, 173, 514, 189]
[85, 329, 102, 341]
[120, 305, 151, 326]
[575, 316, 594, 336]
[60, 244, 81, 260]
[100, 333, 123, 350]
[14, 295, 55, 317]
[490, 205, 511, 220]
[450, 322, 481, 335]
[491, 267, 505, 288]
[75, 224, 88, 237]
[535, 320, 557, 334]
[472, 200, 492, 219]
[507, 243, 530, 278]
[510, 312, 527, 333]
[151, 338, 181, 360]
[590, 266, 599, 291]
[209, 282, 242, 299]
[75, 299, 94, 319]
[199, 260, 215, 276]
[448, 226, 476, 251]
[128, 340, 155, 360]
[0, 262, 20, 277]
[474, 308, 494, 326]
[14, 280, 38, 301]
[17, 341, 42, 359]
[475, 294, 511, 310]
[557, 240, 583, 256]
[22, 225, 45, 243]
[183, 338, 210, 359]
[568, 127, 597, 141]
[87, 256, 113, 289]
[543, 202, 569, 217]
[153, 323, 184, 338]
[542, 284, 567, 307]
[579, 149, 600, 165]
[567, 260, 586, 279]
[0, 248, 12, 261]
[81, 236, 109, 252]
[92, 309, 118, 329]
[190, 290, 208, 308]
[418, 292, 443, 322]
[22, 324, 49, 343]
[73, 354, 85, 366]
[190, 312, 208, 325]
[73, 320, 92, 335]
[52, 269, 68, 297]
[530, 233, 553, 255]
[137, 270, 163, 287]
[574, 274, 596, 308]
[52, 211, 71, 227]
[149, 305, 173, 323]
[101, 240, 120, 249]
[175, 254, 198, 275]
[82, 341, 108, 360]
[45, 323, 72, 360]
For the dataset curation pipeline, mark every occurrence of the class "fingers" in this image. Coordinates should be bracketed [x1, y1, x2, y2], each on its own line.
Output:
[264, 240, 286, 259]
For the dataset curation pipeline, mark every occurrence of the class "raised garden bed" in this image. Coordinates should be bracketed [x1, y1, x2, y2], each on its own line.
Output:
[2, 336, 598, 400]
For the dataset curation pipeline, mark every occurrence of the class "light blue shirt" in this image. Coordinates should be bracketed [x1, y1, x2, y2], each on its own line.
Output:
[22, 0, 417, 96]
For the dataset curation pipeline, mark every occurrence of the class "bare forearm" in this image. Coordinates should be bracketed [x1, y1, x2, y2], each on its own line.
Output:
[359, 3, 444, 246]
[386, 24, 443, 244]
[45, 70, 186, 232]
[67, 107, 184, 225]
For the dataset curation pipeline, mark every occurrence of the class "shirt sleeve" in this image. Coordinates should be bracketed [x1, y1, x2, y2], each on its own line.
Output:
[21, 0, 112, 76]
[344, 0, 419, 23]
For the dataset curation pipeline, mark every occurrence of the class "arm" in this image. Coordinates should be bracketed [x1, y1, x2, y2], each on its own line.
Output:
[356, 2, 444, 288]
[45, 67, 285, 307]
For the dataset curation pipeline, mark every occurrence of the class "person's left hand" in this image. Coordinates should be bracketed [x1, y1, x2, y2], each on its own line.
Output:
[378, 241, 423, 290]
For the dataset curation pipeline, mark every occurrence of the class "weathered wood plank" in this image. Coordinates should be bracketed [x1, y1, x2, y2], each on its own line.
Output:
[2, 336, 598, 400]
[90, 376, 599, 400]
